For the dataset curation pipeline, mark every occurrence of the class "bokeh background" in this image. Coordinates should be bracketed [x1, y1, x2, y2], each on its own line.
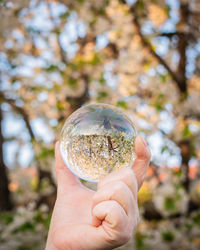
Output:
[0, 0, 200, 249]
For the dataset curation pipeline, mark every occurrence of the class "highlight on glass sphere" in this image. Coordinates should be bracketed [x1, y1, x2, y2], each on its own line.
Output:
[60, 103, 137, 182]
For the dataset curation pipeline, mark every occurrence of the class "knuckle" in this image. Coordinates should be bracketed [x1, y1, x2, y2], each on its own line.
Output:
[105, 231, 119, 245]
[108, 227, 132, 246]
[105, 230, 132, 246]
[105, 228, 130, 245]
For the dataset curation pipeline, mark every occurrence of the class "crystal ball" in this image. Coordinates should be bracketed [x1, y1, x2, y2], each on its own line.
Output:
[60, 103, 137, 182]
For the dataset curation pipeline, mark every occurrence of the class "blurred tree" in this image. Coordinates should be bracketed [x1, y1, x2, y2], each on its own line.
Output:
[0, 0, 199, 211]
[0, 104, 13, 211]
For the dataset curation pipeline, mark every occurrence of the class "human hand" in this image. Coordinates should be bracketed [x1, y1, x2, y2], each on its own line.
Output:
[45, 135, 151, 250]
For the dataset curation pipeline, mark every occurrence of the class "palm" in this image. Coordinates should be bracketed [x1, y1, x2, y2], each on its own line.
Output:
[49, 183, 105, 250]
[54, 185, 94, 226]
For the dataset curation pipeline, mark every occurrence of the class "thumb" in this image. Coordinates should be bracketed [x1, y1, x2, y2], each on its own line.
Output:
[132, 135, 151, 189]
[55, 141, 81, 195]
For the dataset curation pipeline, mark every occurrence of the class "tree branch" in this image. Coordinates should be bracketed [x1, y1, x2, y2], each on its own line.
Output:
[156, 31, 193, 40]
[57, 36, 68, 64]
[0, 93, 35, 140]
[184, 112, 200, 121]
[66, 74, 89, 112]
[130, 5, 187, 93]
[157, 32, 179, 38]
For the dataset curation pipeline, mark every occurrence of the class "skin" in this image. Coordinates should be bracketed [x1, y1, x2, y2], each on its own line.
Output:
[46, 135, 151, 250]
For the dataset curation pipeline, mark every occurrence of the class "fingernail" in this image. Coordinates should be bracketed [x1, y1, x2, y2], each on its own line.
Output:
[139, 135, 147, 147]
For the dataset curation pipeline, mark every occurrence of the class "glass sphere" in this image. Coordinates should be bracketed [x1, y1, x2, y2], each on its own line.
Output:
[60, 103, 137, 182]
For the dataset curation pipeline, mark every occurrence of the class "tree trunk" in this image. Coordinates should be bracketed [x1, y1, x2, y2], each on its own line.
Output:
[179, 140, 191, 192]
[0, 104, 13, 211]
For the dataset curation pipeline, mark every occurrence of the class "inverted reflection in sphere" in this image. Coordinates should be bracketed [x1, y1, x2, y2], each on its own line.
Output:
[60, 103, 137, 182]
